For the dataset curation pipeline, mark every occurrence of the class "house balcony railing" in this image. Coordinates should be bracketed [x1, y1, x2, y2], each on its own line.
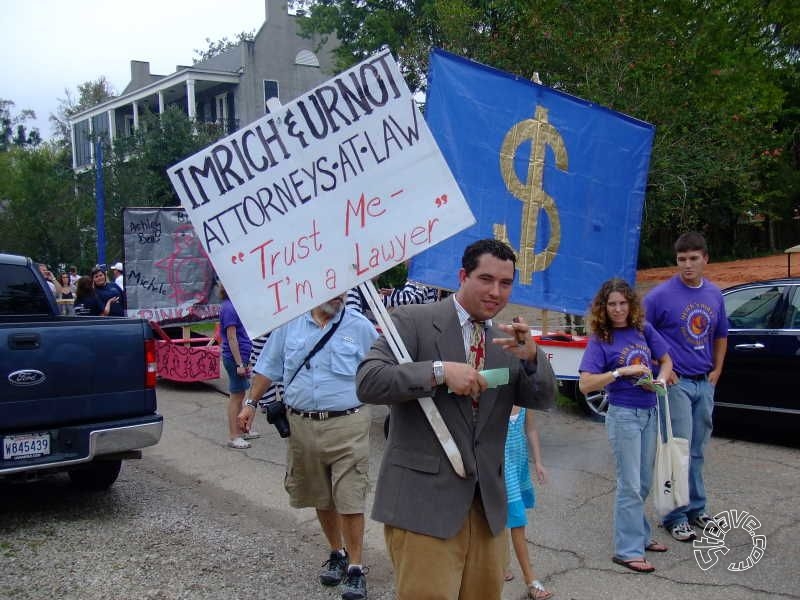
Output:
[196, 117, 240, 137]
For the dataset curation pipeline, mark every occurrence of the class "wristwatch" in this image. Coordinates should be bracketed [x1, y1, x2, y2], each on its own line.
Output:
[611, 369, 620, 380]
[432, 361, 445, 386]
[244, 398, 259, 409]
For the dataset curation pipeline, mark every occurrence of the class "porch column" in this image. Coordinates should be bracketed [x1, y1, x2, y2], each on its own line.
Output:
[70, 120, 77, 170]
[88, 117, 94, 163]
[186, 79, 197, 120]
[107, 109, 116, 146]
[132, 101, 140, 130]
[158, 91, 165, 114]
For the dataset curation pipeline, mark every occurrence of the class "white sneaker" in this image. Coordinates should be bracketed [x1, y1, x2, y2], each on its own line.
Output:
[692, 513, 715, 529]
[243, 430, 261, 440]
[227, 436, 251, 449]
[669, 521, 696, 542]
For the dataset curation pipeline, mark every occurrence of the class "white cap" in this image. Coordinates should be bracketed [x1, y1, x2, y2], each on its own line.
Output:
[111, 262, 123, 271]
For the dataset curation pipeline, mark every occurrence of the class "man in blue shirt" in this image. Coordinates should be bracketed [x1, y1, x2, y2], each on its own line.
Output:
[89, 267, 125, 316]
[238, 293, 377, 600]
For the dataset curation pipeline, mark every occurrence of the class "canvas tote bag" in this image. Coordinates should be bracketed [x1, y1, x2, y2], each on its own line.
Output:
[653, 389, 690, 517]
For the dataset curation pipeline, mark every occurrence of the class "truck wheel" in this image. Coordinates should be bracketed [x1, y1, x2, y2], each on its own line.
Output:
[68, 460, 122, 490]
[563, 380, 608, 421]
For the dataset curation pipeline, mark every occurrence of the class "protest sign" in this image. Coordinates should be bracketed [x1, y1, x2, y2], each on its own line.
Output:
[123, 207, 220, 324]
[410, 49, 655, 315]
[168, 50, 474, 335]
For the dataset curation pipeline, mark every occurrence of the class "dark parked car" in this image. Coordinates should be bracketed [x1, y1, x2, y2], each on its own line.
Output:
[715, 278, 800, 428]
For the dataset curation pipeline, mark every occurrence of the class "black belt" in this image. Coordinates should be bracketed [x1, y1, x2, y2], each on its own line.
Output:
[288, 406, 361, 420]
[677, 373, 707, 381]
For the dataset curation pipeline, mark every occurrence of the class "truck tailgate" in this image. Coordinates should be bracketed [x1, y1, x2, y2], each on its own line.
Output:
[1, 317, 157, 431]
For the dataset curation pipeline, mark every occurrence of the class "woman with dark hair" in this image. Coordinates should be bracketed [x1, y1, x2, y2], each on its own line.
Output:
[57, 272, 74, 300]
[73, 276, 96, 316]
[578, 278, 673, 573]
[73, 275, 119, 316]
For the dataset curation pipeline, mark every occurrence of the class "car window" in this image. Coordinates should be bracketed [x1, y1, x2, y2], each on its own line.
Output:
[784, 286, 800, 329]
[0, 264, 53, 315]
[724, 285, 784, 329]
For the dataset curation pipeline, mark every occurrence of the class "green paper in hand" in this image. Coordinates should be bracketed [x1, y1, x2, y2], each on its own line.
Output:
[634, 372, 667, 397]
[480, 368, 510, 388]
[449, 368, 509, 393]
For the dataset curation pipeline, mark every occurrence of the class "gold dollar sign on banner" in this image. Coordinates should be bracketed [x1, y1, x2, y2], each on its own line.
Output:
[495, 105, 567, 285]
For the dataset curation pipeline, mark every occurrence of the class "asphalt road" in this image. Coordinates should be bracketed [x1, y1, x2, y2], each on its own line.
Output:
[1, 379, 798, 600]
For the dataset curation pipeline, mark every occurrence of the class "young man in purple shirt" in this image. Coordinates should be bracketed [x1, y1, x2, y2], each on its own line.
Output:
[644, 232, 728, 542]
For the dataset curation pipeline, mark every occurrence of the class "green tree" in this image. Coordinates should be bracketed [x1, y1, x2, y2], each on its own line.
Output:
[92, 107, 224, 261]
[50, 76, 116, 149]
[193, 30, 256, 63]
[0, 99, 42, 151]
[0, 143, 80, 265]
[299, 0, 799, 264]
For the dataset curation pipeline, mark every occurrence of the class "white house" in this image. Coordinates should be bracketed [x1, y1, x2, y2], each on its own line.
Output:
[69, 0, 337, 170]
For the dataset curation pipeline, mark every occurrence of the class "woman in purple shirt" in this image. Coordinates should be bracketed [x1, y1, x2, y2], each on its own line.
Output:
[219, 283, 259, 449]
[578, 278, 673, 573]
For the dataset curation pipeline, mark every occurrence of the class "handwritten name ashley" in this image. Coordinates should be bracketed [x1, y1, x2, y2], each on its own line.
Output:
[129, 217, 162, 244]
[170, 53, 421, 253]
[249, 190, 440, 315]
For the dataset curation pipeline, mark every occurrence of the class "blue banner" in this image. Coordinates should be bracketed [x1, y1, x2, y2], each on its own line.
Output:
[410, 49, 655, 315]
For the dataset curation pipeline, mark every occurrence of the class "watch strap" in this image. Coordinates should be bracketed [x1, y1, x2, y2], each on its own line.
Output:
[432, 361, 445, 386]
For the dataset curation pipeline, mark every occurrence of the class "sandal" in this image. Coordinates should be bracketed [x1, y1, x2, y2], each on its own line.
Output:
[612, 556, 655, 573]
[527, 580, 553, 600]
[645, 540, 668, 553]
[503, 570, 514, 582]
[227, 436, 251, 449]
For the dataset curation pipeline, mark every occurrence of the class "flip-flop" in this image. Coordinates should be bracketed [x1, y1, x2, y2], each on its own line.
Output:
[612, 556, 655, 573]
[503, 571, 514, 582]
[527, 580, 553, 600]
[645, 540, 668, 552]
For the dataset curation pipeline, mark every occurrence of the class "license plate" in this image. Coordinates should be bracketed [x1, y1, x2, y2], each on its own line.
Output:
[3, 432, 51, 460]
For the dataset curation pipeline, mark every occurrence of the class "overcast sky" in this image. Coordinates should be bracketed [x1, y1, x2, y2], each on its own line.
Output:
[2, 0, 271, 140]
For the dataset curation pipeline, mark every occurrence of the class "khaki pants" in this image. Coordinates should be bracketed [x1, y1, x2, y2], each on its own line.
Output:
[384, 495, 505, 600]
[284, 408, 370, 512]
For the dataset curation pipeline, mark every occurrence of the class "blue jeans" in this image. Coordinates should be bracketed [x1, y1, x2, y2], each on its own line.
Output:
[606, 404, 658, 559]
[662, 377, 714, 528]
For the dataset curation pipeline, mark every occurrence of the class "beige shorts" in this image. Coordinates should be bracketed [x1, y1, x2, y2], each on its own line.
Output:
[284, 406, 370, 513]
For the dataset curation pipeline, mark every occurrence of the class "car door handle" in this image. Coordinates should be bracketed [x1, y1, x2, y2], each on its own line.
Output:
[734, 343, 765, 350]
[8, 333, 41, 350]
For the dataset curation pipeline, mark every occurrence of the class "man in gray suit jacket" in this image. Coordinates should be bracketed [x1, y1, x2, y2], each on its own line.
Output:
[356, 239, 556, 600]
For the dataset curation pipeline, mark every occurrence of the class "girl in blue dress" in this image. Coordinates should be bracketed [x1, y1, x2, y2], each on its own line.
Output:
[503, 405, 552, 599]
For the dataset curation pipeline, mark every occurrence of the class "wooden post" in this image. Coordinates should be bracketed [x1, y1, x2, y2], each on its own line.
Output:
[784, 244, 800, 277]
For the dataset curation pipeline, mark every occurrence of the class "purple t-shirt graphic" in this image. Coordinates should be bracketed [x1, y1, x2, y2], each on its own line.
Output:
[644, 276, 728, 376]
[578, 323, 670, 409]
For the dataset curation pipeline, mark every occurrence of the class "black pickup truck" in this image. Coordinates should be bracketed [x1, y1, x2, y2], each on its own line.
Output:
[0, 253, 162, 489]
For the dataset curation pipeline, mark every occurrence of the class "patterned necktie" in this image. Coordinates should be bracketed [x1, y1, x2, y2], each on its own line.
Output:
[468, 320, 485, 415]
[468, 320, 486, 371]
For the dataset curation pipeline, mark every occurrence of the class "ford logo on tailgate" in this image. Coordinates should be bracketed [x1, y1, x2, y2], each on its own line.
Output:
[8, 370, 47, 386]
